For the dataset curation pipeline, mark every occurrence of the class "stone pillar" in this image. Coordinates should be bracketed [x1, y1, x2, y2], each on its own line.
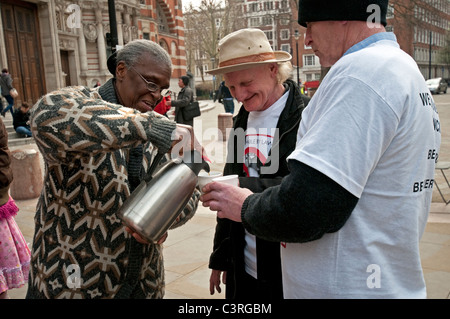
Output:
[132, 10, 139, 41]
[116, 7, 124, 46]
[10, 149, 43, 200]
[218, 113, 233, 141]
[78, 27, 88, 76]
[95, 7, 108, 74]
[123, 7, 131, 44]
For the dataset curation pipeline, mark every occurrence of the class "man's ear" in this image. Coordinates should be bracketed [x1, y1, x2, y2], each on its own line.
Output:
[268, 62, 279, 77]
[116, 61, 127, 80]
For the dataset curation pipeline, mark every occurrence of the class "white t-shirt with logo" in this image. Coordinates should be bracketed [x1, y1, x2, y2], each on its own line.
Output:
[284, 34, 441, 298]
[244, 90, 288, 278]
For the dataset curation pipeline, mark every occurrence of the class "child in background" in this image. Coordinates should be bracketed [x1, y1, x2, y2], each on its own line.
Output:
[0, 117, 30, 299]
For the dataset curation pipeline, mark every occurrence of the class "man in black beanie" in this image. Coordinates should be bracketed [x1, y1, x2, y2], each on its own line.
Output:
[298, 0, 388, 27]
[201, 0, 441, 298]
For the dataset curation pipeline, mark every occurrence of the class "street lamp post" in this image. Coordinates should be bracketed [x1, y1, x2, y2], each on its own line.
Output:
[294, 30, 300, 85]
[107, 0, 118, 53]
[211, 57, 216, 99]
[429, 31, 432, 79]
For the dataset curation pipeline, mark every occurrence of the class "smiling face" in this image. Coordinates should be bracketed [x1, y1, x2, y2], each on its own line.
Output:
[223, 63, 283, 112]
[115, 52, 172, 113]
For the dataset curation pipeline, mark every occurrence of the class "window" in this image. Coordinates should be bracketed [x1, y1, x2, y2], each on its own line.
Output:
[387, 4, 394, 19]
[262, 16, 273, 25]
[304, 54, 315, 66]
[264, 1, 274, 10]
[280, 29, 289, 40]
[250, 17, 260, 27]
[281, 44, 290, 53]
[280, 17, 289, 25]
[249, 3, 258, 12]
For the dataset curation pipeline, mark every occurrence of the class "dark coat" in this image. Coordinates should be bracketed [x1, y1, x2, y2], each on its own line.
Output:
[172, 86, 194, 126]
[209, 79, 310, 299]
[0, 73, 13, 97]
[13, 108, 30, 130]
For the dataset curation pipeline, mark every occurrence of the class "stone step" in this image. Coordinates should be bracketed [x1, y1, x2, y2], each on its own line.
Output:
[8, 134, 34, 147]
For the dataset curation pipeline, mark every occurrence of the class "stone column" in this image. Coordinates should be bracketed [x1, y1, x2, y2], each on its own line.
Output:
[78, 27, 88, 76]
[132, 9, 139, 41]
[116, 5, 124, 46]
[123, 7, 131, 44]
[95, 6, 108, 74]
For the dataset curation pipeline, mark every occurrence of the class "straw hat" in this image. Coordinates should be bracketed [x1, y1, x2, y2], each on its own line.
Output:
[207, 28, 292, 75]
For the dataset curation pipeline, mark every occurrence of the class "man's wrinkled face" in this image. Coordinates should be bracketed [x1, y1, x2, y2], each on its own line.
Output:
[224, 63, 279, 113]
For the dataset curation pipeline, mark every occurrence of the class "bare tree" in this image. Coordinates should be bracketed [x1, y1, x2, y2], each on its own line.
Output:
[390, 0, 449, 77]
[183, 0, 245, 83]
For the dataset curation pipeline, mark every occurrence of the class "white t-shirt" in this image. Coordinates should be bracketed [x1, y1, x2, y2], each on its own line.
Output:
[284, 33, 441, 298]
[243, 90, 288, 278]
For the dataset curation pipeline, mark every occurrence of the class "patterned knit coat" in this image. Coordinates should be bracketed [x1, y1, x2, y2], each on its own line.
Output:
[26, 79, 200, 299]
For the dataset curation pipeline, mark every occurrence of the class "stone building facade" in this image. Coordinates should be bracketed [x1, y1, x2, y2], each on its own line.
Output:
[0, 0, 186, 107]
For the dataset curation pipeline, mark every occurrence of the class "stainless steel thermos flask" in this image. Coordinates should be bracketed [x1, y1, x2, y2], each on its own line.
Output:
[118, 150, 210, 243]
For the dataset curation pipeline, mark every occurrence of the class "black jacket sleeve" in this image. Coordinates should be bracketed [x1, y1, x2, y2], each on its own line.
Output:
[238, 176, 283, 193]
[241, 159, 358, 243]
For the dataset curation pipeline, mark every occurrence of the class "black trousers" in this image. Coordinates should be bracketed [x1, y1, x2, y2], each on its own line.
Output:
[229, 269, 283, 300]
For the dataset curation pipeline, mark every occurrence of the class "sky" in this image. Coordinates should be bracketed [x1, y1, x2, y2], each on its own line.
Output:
[182, 0, 225, 10]
[182, 0, 202, 10]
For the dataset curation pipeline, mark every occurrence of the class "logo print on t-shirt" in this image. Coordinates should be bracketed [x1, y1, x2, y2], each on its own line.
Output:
[244, 132, 273, 177]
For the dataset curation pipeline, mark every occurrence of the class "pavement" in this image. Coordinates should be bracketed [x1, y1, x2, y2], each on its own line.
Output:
[4, 95, 450, 299]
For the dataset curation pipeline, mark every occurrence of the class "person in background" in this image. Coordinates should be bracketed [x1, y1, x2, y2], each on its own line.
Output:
[201, 0, 441, 298]
[166, 76, 194, 127]
[216, 81, 235, 114]
[0, 117, 31, 299]
[13, 102, 32, 138]
[206, 28, 309, 299]
[0, 69, 15, 117]
[26, 39, 205, 299]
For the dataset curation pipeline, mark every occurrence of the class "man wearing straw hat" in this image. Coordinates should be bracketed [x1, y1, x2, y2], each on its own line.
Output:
[202, 0, 441, 298]
[206, 28, 309, 299]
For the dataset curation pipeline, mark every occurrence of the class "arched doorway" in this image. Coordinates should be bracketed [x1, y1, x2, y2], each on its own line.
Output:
[1, 0, 45, 105]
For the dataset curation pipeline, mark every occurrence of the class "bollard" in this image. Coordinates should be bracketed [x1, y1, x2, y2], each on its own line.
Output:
[10, 149, 43, 200]
[218, 113, 233, 141]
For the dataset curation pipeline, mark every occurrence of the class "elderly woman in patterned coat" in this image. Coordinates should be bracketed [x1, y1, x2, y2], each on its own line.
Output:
[26, 40, 203, 299]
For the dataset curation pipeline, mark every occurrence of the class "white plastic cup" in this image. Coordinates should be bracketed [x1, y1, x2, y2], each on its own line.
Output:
[198, 171, 222, 193]
[212, 174, 239, 187]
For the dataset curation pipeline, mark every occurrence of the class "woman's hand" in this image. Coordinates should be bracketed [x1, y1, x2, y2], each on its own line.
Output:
[125, 227, 168, 245]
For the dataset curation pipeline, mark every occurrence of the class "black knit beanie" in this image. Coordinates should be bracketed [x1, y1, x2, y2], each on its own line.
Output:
[298, 0, 389, 27]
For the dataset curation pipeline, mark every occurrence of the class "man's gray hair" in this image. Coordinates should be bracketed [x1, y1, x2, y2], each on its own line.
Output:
[117, 39, 173, 72]
[277, 61, 293, 84]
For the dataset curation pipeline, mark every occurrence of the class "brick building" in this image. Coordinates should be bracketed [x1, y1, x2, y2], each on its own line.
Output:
[387, 0, 449, 80]
[0, 0, 187, 107]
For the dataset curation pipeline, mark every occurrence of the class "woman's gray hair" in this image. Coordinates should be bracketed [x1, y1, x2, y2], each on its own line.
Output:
[117, 39, 173, 72]
[276, 61, 293, 84]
